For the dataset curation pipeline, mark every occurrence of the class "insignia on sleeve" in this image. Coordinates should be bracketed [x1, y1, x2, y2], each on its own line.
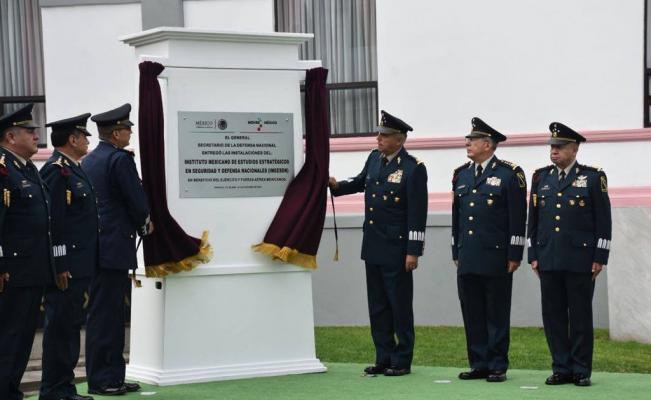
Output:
[600, 175, 608, 192]
[516, 171, 526, 188]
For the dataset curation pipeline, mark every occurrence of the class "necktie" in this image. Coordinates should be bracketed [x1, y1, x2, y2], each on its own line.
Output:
[559, 170, 566, 182]
[26, 161, 39, 181]
[476, 164, 483, 178]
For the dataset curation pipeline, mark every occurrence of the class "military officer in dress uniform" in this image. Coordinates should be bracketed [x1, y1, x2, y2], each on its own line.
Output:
[328, 110, 428, 377]
[527, 122, 611, 387]
[39, 113, 97, 400]
[0, 104, 57, 400]
[451, 118, 527, 383]
[82, 104, 152, 396]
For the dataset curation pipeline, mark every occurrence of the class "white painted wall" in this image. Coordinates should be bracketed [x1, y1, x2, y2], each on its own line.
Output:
[377, 0, 643, 135]
[331, 0, 649, 193]
[183, 0, 274, 32]
[41, 3, 142, 155]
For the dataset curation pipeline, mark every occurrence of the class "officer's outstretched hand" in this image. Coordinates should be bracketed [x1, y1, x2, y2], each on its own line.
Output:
[531, 260, 540, 278]
[56, 271, 72, 291]
[507, 260, 521, 273]
[0, 272, 9, 293]
[405, 255, 418, 272]
[146, 221, 155, 236]
[328, 177, 338, 190]
[592, 262, 604, 281]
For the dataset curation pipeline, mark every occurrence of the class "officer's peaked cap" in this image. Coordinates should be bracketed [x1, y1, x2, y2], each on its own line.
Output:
[377, 110, 413, 135]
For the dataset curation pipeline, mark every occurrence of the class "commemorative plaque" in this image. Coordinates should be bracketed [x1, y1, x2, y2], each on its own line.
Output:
[178, 112, 294, 198]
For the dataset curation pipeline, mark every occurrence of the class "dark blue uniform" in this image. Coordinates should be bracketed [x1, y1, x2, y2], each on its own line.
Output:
[452, 156, 527, 373]
[527, 162, 611, 379]
[0, 150, 56, 400]
[82, 140, 149, 390]
[332, 146, 428, 370]
[39, 150, 98, 400]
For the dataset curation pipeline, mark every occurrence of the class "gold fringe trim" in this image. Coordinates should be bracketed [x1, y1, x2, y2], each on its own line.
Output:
[145, 230, 213, 278]
[251, 242, 317, 270]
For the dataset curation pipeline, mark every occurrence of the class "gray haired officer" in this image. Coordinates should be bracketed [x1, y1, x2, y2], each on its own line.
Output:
[452, 117, 527, 383]
[527, 122, 612, 387]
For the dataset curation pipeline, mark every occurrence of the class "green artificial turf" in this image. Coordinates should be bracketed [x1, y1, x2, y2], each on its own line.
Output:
[33, 363, 651, 400]
[315, 326, 651, 374]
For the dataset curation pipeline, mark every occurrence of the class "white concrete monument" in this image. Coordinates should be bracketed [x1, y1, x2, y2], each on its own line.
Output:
[120, 27, 326, 385]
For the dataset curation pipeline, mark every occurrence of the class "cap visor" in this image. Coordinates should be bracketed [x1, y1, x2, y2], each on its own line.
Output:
[376, 126, 402, 135]
[465, 132, 487, 139]
[23, 122, 40, 129]
[548, 138, 577, 145]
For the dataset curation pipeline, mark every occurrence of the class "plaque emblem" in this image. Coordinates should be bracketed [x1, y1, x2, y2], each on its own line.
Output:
[217, 119, 228, 130]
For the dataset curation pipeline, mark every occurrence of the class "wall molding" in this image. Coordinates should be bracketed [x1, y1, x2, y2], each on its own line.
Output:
[330, 128, 651, 152]
[329, 186, 651, 214]
[33, 148, 53, 161]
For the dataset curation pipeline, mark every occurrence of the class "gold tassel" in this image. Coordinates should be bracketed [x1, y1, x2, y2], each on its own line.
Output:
[251, 242, 317, 269]
[330, 191, 340, 262]
[66, 190, 72, 206]
[144, 230, 213, 278]
[3, 189, 10, 208]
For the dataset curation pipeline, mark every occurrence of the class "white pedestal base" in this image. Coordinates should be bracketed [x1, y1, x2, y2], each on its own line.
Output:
[127, 359, 326, 386]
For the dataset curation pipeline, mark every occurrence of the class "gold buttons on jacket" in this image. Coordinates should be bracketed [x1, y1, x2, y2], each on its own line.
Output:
[372, 194, 376, 198]
[468, 216, 474, 221]
[369, 220, 374, 224]
[472, 189, 477, 193]
[557, 193, 562, 197]
[468, 230, 474, 235]
[470, 202, 475, 207]
[555, 227, 560, 232]
[369, 207, 374, 212]
[556, 204, 561, 208]
[555, 215, 560, 220]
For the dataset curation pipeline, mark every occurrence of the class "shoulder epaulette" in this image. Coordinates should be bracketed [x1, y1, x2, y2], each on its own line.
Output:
[406, 153, 424, 165]
[534, 165, 554, 174]
[579, 163, 602, 172]
[497, 159, 520, 170]
[119, 148, 136, 157]
[453, 162, 471, 175]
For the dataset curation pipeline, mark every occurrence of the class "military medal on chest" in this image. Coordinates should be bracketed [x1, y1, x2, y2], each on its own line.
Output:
[486, 176, 502, 186]
[572, 175, 588, 188]
[387, 169, 403, 183]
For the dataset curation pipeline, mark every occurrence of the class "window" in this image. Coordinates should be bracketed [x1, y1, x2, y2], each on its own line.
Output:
[276, 0, 378, 137]
[0, 0, 47, 147]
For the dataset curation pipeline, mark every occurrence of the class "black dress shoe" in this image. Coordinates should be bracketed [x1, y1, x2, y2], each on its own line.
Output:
[67, 395, 94, 400]
[121, 382, 141, 392]
[574, 375, 592, 387]
[87, 385, 127, 396]
[363, 364, 388, 375]
[486, 371, 507, 382]
[384, 367, 411, 376]
[42, 394, 94, 400]
[458, 369, 489, 380]
[545, 373, 573, 385]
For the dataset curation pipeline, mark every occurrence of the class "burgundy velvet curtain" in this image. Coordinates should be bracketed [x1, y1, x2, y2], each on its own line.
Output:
[253, 67, 330, 269]
[138, 61, 207, 275]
